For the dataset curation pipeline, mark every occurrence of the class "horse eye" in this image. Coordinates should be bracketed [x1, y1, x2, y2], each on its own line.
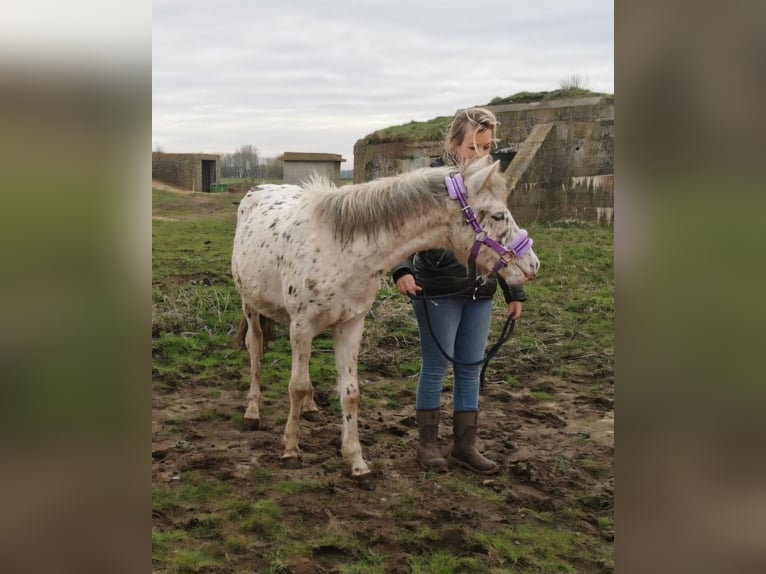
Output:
[491, 212, 506, 221]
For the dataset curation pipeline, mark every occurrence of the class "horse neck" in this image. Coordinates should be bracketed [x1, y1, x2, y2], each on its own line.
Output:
[318, 169, 459, 270]
[365, 209, 455, 271]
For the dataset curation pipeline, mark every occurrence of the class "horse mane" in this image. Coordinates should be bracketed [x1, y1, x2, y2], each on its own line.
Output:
[310, 165, 453, 244]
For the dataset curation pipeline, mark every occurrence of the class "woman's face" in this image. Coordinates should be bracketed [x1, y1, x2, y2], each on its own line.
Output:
[456, 127, 493, 161]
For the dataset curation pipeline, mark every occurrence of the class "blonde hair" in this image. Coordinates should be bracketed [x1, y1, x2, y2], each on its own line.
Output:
[443, 107, 499, 165]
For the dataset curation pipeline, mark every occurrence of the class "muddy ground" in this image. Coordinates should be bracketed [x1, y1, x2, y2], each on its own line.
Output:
[152, 359, 613, 571]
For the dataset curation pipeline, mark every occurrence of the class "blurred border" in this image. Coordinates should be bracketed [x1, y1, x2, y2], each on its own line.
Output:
[617, 1, 766, 572]
[4, 0, 765, 571]
[0, 2, 150, 572]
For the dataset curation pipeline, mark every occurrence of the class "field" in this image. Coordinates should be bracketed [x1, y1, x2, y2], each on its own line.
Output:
[152, 186, 614, 573]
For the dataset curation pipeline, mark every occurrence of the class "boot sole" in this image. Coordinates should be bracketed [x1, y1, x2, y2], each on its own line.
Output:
[417, 458, 448, 471]
[449, 455, 498, 475]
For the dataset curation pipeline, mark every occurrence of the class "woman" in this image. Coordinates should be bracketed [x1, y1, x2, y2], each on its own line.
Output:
[391, 107, 527, 474]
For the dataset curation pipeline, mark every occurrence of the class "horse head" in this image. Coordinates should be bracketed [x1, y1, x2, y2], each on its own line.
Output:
[446, 158, 540, 286]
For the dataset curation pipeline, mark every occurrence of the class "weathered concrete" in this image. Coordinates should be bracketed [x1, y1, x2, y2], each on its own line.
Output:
[353, 96, 614, 225]
[505, 122, 555, 191]
[152, 153, 221, 192]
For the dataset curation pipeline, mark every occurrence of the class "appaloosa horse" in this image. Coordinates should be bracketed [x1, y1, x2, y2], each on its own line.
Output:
[231, 158, 539, 483]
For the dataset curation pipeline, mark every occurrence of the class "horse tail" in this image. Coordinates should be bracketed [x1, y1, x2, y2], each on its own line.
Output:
[260, 315, 275, 346]
[234, 316, 248, 349]
[234, 313, 276, 350]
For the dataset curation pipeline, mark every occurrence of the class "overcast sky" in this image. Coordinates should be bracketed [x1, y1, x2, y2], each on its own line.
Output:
[153, 0, 613, 168]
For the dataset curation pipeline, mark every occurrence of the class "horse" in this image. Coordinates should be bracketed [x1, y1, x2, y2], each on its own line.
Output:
[231, 158, 539, 483]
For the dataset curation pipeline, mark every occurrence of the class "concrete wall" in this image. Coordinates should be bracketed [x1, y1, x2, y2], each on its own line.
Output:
[507, 115, 614, 224]
[152, 153, 221, 192]
[284, 161, 342, 185]
[353, 141, 443, 183]
[353, 96, 614, 225]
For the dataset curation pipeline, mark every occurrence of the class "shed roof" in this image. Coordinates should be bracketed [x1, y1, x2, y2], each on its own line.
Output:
[152, 152, 220, 161]
[282, 152, 345, 163]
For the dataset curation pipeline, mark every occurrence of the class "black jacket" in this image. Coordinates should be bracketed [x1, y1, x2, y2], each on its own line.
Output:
[391, 248, 527, 303]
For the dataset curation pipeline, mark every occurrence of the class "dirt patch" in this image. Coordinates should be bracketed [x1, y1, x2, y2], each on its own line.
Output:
[152, 179, 192, 193]
[152, 365, 614, 569]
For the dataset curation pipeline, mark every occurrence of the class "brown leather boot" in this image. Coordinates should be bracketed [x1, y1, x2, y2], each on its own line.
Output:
[415, 409, 448, 470]
[450, 411, 498, 474]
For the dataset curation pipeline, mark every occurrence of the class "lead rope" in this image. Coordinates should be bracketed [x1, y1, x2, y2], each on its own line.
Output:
[401, 171, 526, 389]
[408, 281, 517, 390]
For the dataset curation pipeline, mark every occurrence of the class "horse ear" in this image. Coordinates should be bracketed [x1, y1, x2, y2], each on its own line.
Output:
[466, 160, 501, 193]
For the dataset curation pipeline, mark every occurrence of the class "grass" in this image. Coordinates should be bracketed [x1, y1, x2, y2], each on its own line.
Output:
[469, 523, 614, 573]
[487, 87, 610, 105]
[408, 552, 484, 573]
[383, 492, 420, 520]
[152, 186, 613, 573]
[361, 115, 454, 145]
[360, 89, 612, 145]
[490, 220, 614, 382]
[339, 550, 387, 574]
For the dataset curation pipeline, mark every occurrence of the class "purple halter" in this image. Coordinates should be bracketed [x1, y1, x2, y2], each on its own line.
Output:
[445, 173, 533, 274]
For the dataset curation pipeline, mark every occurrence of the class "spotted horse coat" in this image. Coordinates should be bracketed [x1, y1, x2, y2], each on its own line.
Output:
[231, 159, 539, 485]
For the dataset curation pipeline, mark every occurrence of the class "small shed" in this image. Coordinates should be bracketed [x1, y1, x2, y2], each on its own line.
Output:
[152, 152, 221, 192]
[282, 152, 346, 186]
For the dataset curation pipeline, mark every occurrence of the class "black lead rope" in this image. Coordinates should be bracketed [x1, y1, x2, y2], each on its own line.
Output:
[479, 313, 516, 389]
[409, 280, 517, 390]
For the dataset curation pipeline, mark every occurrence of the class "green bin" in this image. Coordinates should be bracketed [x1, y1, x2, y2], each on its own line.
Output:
[210, 183, 228, 193]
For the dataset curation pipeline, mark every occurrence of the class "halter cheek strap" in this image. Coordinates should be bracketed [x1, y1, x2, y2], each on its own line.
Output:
[445, 173, 533, 274]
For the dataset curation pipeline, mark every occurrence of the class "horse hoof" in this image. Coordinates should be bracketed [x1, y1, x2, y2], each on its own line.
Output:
[354, 472, 377, 491]
[301, 410, 320, 422]
[242, 417, 260, 431]
[281, 457, 302, 470]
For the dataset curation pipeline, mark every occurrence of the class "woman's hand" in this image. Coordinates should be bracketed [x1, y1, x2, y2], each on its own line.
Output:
[507, 301, 522, 320]
[395, 274, 422, 297]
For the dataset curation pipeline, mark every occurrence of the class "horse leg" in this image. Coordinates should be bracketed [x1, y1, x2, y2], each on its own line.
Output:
[301, 387, 320, 421]
[284, 322, 319, 419]
[282, 318, 314, 466]
[283, 322, 318, 419]
[242, 304, 263, 430]
[332, 314, 371, 477]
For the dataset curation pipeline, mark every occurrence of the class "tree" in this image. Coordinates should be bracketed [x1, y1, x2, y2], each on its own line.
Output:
[559, 73, 588, 90]
[219, 145, 283, 180]
[220, 145, 261, 178]
[264, 156, 283, 180]
[234, 144, 259, 178]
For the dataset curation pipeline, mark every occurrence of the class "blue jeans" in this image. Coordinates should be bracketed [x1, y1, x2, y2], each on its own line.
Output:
[411, 297, 493, 412]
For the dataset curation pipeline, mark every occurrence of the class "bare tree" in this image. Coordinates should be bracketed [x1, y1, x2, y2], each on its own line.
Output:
[218, 145, 259, 178]
[559, 73, 589, 90]
[264, 156, 283, 180]
[220, 145, 280, 179]
[219, 152, 233, 177]
[233, 144, 259, 178]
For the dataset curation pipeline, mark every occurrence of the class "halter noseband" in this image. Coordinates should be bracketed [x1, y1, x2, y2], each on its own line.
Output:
[445, 173, 533, 274]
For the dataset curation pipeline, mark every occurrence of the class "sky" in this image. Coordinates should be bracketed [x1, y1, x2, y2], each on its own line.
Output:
[153, 0, 613, 168]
